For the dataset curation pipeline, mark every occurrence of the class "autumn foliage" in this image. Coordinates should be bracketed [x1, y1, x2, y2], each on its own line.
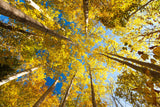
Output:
[0, 0, 160, 106]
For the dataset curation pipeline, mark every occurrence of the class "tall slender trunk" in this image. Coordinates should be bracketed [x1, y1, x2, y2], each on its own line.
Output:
[33, 79, 59, 107]
[24, 0, 65, 31]
[0, 0, 71, 42]
[60, 71, 77, 107]
[106, 53, 160, 71]
[100, 53, 160, 79]
[0, 21, 35, 35]
[129, 0, 155, 17]
[88, 64, 97, 107]
[83, 0, 89, 37]
[0, 67, 38, 86]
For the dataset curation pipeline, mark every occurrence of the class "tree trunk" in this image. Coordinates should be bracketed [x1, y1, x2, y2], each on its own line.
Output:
[83, 0, 89, 37]
[0, 67, 38, 86]
[33, 79, 59, 107]
[106, 53, 160, 71]
[88, 64, 97, 107]
[0, 0, 71, 42]
[100, 53, 160, 79]
[0, 21, 35, 35]
[60, 71, 77, 107]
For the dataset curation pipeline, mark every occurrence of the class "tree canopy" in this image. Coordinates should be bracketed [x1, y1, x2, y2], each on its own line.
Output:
[0, 0, 160, 106]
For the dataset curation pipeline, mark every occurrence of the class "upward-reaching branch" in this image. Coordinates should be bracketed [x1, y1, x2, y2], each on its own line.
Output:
[59, 70, 77, 107]
[129, 0, 155, 17]
[139, 30, 160, 37]
[83, 0, 89, 37]
[100, 53, 160, 79]
[0, 0, 71, 42]
[106, 53, 160, 71]
[88, 64, 97, 107]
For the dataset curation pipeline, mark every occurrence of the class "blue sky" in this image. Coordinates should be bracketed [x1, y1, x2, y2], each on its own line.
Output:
[0, 15, 9, 23]
[0, 1, 134, 106]
[0, 13, 127, 106]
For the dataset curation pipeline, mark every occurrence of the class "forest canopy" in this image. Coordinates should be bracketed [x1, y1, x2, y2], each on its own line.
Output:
[0, 0, 160, 106]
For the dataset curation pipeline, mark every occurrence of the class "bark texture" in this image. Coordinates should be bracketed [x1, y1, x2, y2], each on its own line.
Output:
[83, 0, 89, 37]
[100, 53, 160, 79]
[60, 71, 77, 107]
[33, 79, 59, 107]
[88, 65, 97, 107]
[106, 53, 160, 71]
[0, 21, 35, 35]
[0, 67, 38, 86]
[0, 0, 70, 42]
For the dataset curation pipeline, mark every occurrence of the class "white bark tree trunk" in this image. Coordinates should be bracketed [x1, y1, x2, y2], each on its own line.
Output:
[83, 0, 89, 37]
[0, 67, 38, 86]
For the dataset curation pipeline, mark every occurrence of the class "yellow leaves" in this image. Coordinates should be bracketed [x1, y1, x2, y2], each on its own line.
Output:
[131, 82, 158, 105]
[144, 89, 157, 105]
[71, 60, 85, 72]
[153, 55, 160, 60]
[108, 77, 114, 82]
[2, 0, 159, 106]
[88, 55, 94, 62]
[146, 80, 154, 88]
[54, 11, 60, 17]
[132, 87, 142, 91]
[153, 47, 160, 56]
[95, 39, 99, 43]
[62, 45, 65, 48]
[141, 54, 149, 60]
[151, 91, 157, 105]
[144, 88, 150, 94]
[144, 94, 152, 103]
[145, 69, 150, 76]
[150, 59, 156, 64]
